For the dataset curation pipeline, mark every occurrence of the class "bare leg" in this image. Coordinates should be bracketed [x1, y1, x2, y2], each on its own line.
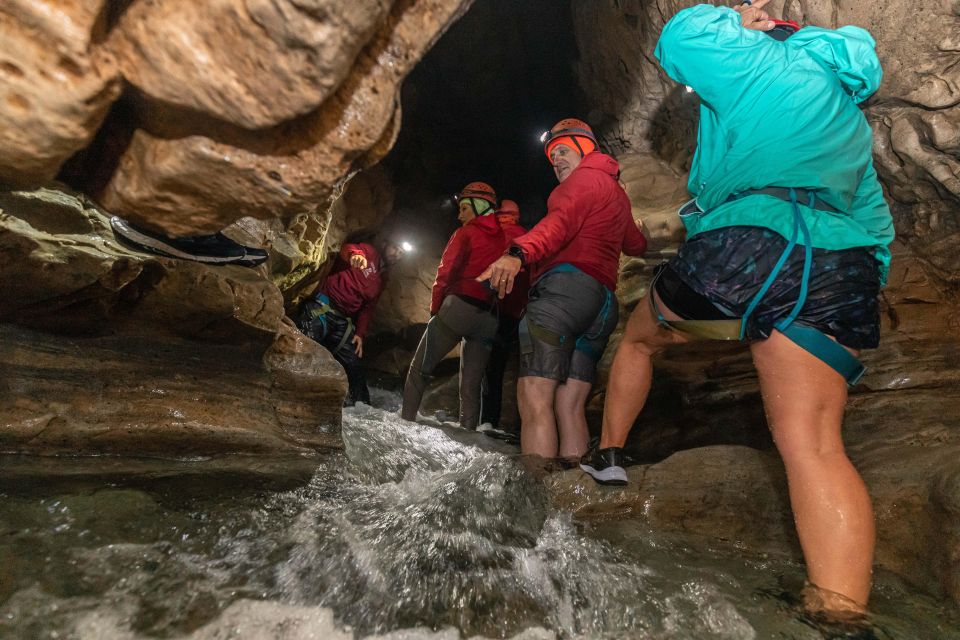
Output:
[751, 330, 874, 611]
[599, 291, 691, 448]
[518, 375, 560, 457]
[555, 378, 592, 458]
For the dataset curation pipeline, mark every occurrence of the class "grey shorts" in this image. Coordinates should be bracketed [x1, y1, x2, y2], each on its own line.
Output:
[519, 267, 619, 383]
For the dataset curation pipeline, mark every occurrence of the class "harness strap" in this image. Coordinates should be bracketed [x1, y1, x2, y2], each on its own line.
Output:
[575, 286, 615, 361]
[655, 188, 867, 386]
[332, 318, 355, 355]
[781, 324, 866, 385]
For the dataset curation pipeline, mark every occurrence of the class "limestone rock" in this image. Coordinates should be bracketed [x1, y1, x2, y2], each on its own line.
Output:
[110, 0, 393, 129]
[0, 322, 344, 456]
[0, 187, 346, 456]
[222, 163, 396, 302]
[100, 0, 472, 236]
[0, 0, 120, 185]
[548, 446, 798, 557]
[373, 251, 435, 335]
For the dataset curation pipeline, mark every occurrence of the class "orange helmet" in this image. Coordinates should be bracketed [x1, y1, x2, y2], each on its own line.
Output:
[496, 199, 520, 225]
[542, 118, 597, 160]
[458, 181, 498, 206]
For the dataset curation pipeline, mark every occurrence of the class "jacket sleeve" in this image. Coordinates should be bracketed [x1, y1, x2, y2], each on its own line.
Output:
[654, 4, 770, 115]
[622, 212, 648, 257]
[431, 230, 466, 315]
[512, 179, 589, 264]
[786, 26, 881, 104]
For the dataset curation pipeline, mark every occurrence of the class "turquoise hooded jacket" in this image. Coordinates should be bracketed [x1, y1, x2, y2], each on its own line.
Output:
[654, 5, 894, 284]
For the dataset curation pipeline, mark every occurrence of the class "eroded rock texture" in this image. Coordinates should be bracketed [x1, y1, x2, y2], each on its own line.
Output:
[0, 188, 345, 456]
[0, 0, 120, 186]
[111, 0, 394, 130]
[100, 0, 473, 235]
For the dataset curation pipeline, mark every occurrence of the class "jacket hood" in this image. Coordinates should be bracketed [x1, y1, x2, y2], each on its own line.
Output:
[786, 26, 881, 104]
[468, 214, 504, 235]
[576, 151, 621, 179]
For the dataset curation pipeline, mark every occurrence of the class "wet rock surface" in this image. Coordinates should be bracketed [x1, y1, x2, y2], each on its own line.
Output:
[0, 188, 345, 456]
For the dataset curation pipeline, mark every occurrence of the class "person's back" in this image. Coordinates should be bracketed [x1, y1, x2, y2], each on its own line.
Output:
[588, 2, 893, 618]
[517, 151, 646, 291]
[656, 5, 892, 275]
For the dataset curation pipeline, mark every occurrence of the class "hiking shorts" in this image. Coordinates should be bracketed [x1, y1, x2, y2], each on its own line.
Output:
[520, 267, 619, 383]
[658, 226, 882, 350]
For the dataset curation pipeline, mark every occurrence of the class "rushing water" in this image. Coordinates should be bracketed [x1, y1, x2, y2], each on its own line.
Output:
[1, 395, 957, 639]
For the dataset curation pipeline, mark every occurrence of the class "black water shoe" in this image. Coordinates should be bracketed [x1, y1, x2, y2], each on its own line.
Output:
[481, 426, 520, 445]
[580, 447, 628, 486]
[111, 216, 268, 267]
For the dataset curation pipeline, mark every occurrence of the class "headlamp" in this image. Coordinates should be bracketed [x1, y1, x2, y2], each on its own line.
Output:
[400, 241, 414, 253]
[539, 130, 551, 144]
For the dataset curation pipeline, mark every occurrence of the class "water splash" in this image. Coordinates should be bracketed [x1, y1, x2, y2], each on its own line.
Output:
[1, 397, 952, 639]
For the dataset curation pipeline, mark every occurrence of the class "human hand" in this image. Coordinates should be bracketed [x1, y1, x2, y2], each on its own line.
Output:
[734, 0, 776, 31]
[350, 254, 368, 270]
[635, 216, 644, 232]
[352, 334, 363, 357]
[477, 255, 522, 299]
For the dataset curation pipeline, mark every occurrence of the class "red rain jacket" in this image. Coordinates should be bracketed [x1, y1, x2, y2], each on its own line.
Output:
[319, 243, 386, 338]
[497, 216, 529, 320]
[512, 152, 646, 291]
[431, 214, 507, 315]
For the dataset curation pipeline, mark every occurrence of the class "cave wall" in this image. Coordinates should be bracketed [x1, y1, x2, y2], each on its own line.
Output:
[0, 1, 474, 457]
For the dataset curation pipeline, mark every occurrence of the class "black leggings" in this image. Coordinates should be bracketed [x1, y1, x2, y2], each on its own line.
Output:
[481, 316, 520, 428]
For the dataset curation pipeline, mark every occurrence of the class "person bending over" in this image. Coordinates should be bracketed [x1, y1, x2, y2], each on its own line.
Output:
[583, 0, 894, 617]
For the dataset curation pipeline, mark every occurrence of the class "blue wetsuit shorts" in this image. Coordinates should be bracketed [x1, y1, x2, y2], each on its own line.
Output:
[656, 226, 881, 350]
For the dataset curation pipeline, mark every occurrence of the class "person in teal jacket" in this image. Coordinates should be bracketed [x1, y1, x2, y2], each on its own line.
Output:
[581, 0, 894, 618]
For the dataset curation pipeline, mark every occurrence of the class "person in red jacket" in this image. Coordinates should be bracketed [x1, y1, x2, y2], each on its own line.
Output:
[296, 239, 407, 405]
[480, 199, 528, 441]
[401, 182, 508, 429]
[479, 119, 647, 459]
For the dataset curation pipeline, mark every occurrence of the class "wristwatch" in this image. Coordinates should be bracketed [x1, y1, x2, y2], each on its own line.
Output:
[507, 245, 525, 265]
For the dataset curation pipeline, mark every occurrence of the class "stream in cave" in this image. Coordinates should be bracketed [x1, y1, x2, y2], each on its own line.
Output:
[0, 393, 957, 640]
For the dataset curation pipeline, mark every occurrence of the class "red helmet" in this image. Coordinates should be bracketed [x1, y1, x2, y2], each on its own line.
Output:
[766, 19, 801, 40]
[542, 118, 597, 160]
[496, 199, 520, 225]
[458, 181, 498, 206]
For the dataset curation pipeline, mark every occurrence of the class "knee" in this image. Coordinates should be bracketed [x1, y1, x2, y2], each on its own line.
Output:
[775, 434, 848, 471]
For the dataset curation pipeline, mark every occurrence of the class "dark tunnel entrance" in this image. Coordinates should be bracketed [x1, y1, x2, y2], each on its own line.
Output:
[383, 0, 583, 252]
